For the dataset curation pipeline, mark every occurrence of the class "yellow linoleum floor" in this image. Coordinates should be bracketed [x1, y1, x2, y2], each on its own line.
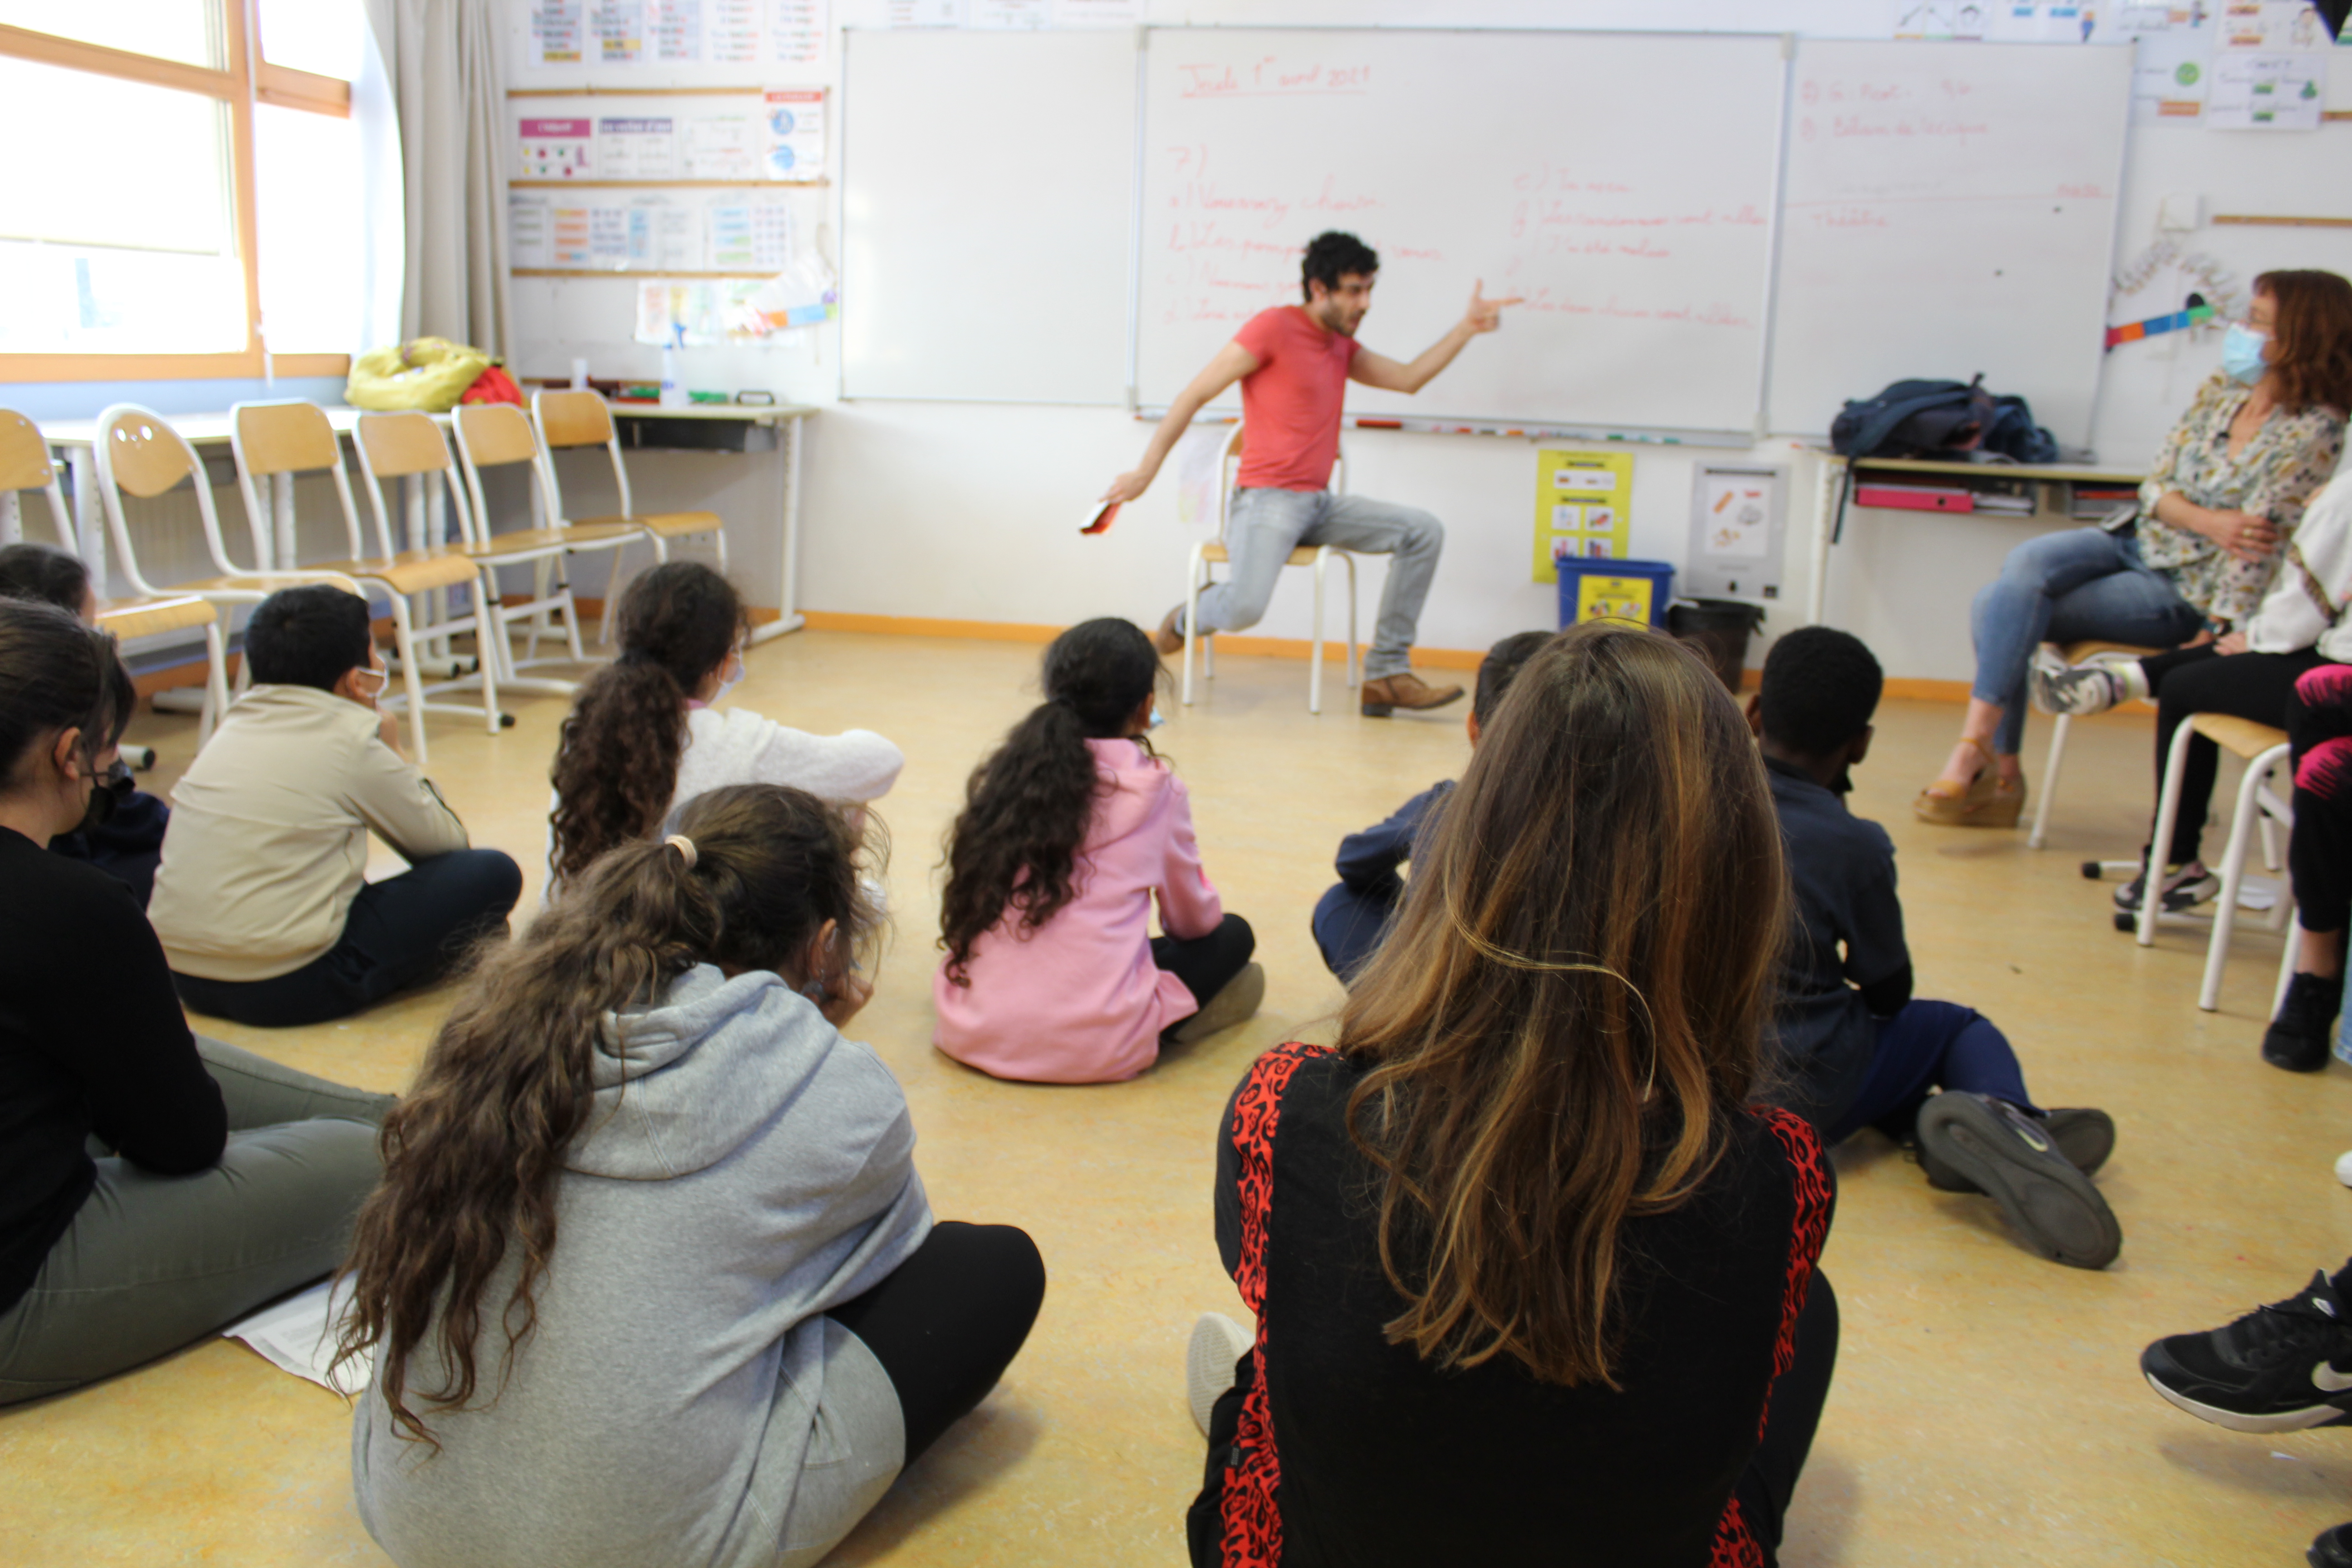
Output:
[5, 629, 2351, 1568]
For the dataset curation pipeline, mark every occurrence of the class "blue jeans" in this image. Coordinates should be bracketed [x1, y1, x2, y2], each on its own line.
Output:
[1192, 488, 1445, 680]
[1970, 528, 2204, 755]
[1825, 1000, 2037, 1146]
[172, 848, 523, 1028]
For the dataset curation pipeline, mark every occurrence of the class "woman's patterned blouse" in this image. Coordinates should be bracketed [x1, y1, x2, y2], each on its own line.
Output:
[2136, 372, 2346, 627]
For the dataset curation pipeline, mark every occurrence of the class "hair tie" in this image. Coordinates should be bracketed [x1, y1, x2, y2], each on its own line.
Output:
[664, 833, 698, 870]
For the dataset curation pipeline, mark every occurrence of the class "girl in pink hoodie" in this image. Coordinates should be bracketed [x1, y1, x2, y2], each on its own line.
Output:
[934, 618, 1263, 1083]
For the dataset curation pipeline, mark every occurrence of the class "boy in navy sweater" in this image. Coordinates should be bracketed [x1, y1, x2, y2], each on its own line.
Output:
[1311, 631, 1549, 980]
[1753, 626, 2122, 1269]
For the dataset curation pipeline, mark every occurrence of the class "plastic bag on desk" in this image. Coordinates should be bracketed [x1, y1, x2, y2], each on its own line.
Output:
[732, 254, 840, 339]
[346, 337, 491, 412]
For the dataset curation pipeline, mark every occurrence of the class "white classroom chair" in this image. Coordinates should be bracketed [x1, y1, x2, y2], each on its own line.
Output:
[90, 405, 361, 746]
[451, 402, 642, 687]
[0, 408, 224, 726]
[228, 400, 500, 764]
[2138, 711, 2296, 1013]
[531, 389, 727, 638]
[1181, 423, 1359, 715]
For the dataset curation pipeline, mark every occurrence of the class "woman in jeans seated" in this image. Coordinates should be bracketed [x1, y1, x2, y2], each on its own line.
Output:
[1916, 269, 2352, 829]
[1185, 624, 1836, 1568]
[0, 599, 392, 1407]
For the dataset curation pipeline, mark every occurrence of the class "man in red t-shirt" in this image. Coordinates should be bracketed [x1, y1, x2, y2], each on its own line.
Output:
[1107, 231, 1518, 716]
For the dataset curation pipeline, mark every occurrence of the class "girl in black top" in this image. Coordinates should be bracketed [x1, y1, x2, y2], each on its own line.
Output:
[1190, 622, 1838, 1568]
[0, 599, 393, 1406]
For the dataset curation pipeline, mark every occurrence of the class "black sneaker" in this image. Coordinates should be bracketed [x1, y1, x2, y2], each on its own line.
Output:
[1921, 1105, 2113, 1192]
[2142, 1270, 2352, 1433]
[2265, 972, 2345, 1073]
[2313, 1523, 2352, 1568]
[2110, 860, 2220, 915]
[1914, 1093, 2121, 1268]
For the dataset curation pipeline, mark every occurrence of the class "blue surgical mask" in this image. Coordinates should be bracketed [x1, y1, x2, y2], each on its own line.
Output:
[711, 649, 745, 705]
[2222, 322, 2269, 386]
[1149, 704, 1166, 730]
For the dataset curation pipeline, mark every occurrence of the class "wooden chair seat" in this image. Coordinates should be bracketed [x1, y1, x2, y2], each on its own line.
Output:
[320, 550, 485, 595]
[93, 594, 218, 640]
[176, 570, 360, 598]
[572, 510, 725, 540]
[2057, 640, 2167, 665]
[2190, 713, 2289, 761]
[1199, 542, 1329, 568]
[550, 521, 644, 549]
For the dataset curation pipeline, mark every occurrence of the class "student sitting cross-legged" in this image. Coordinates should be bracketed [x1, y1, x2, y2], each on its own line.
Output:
[1751, 625, 2122, 1269]
[1188, 624, 1836, 1568]
[343, 784, 1044, 1568]
[0, 540, 172, 906]
[934, 617, 1261, 1083]
[1311, 629, 1550, 980]
[548, 562, 903, 895]
[0, 600, 393, 1407]
[150, 585, 522, 1029]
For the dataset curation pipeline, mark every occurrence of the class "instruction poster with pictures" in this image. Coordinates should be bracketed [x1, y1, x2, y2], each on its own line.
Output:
[516, 108, 765, 183]
[2208, 1, 2332, 127]
[511, 191, 788, 272]
[519, 118, 595, 178]
[532, 0, 585, 62]
[1532, 450, 1635, 584]
[523, 0, 828, 68]
[2114, 5, 2215, 120]
[763, 89, 825, 179]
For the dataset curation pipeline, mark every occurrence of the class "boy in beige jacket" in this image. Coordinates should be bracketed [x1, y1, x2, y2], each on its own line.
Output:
[152, 586, 520, 1027]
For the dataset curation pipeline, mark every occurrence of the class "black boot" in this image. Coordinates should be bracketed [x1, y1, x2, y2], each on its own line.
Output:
[2264, 972, 2345, 1073]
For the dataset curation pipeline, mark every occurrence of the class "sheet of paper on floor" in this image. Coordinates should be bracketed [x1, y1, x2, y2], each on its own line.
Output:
[222, 1278, 369, 1394]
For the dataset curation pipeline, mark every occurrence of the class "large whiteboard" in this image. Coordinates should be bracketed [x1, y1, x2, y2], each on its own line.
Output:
[1769, 41, 2132, 443]
[1135, 29, 1789, 437]
[842, 28, 1137, 405]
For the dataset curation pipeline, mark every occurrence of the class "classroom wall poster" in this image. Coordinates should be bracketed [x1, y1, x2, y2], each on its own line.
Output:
[651, 0, 701, 61]
[2114, 5, 2215, 120]
[519, 118, 594, 178]
[682, 112, 762, 179]
[597, 116, 676, 179]
[532, 0, 584, 64]
[971, 0, 1051, 25]
[590, 0, 647, 63]
[2208, 0, 2331, 126]
[763, 88, 825, 180]
[771, 0, 826, 66]
[1050, 0, 1146, 20]
[1532, 450, 1636, 584]
[886, 0, 960, 25]
[707, 0, 760, 61]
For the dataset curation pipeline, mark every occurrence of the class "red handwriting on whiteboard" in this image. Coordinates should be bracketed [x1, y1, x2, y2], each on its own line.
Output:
[1176, 59, 1373, 98]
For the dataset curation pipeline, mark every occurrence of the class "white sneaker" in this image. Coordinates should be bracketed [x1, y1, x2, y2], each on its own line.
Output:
[2334, 1149, 2352, 1189]
[1186, 1311, 1254, 1436]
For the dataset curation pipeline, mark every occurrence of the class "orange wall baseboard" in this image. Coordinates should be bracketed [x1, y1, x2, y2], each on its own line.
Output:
[798, 610, 1491, 671]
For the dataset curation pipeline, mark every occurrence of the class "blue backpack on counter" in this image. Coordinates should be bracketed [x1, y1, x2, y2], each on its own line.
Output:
[1830, 374, 2058, 464]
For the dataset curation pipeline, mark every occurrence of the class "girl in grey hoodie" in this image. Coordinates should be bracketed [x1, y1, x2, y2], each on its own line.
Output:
[340, 784, 1043, 1568]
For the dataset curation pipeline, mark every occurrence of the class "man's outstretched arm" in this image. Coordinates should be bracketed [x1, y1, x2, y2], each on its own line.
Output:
[1102, 340, 1261, 504]
[1349, 280, 1521, 395]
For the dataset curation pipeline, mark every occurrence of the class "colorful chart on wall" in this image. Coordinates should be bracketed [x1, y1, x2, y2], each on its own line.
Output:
[1532, 450, 1635, 584]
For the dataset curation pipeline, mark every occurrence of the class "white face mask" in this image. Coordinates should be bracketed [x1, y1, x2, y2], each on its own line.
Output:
[351, 654, 390, 708]
[710, 647, 745, 705]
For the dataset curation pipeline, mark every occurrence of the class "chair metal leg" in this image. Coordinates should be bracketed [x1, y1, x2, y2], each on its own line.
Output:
[197, 616, 230, 750]
[2200, 746, 2288, 1011]
[2259, 812, 2283, 872]
[712, 526, 728, 574]
[2140, 716, 2199, 948]
[1309, 549, 1327, 715]
[387, 594, 430, 765]
[1182, 545, 1204, 706]
[2029, 712, 2070, 850]
[1343, 552, 1360, 688]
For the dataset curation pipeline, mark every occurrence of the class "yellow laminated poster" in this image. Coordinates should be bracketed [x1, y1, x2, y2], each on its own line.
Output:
[1533, 449, 1636, 583]
[1574, 573, 1656, 627]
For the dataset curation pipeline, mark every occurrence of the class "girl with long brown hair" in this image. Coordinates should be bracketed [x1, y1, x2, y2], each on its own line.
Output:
[1186, 623, 1838, 1568]
[934, 617, 1262, 1083]
[546, 562, 902, 890]
[343, 784, 1043, 1568]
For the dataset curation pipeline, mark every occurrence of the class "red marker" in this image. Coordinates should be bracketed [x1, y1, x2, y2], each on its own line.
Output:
[1081, 500, 1121, 535]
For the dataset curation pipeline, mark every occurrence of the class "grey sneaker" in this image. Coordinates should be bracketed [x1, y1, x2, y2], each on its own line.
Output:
[2112, 861, 2220, 914]
[2034, 662, 2127, 717]
[1921, 1105, 2114, 1191]
[1187, 1311, 1253, 1436]
[1171, 962, 1265, 1045]
[1916, 1093, 2122, 1268]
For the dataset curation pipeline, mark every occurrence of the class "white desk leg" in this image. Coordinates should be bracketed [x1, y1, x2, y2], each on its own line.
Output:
[0, 491, 17, 546]
[69, 446, 104, 589]
[750, 415, 808, 644]
[1807, 456, 1841, 627]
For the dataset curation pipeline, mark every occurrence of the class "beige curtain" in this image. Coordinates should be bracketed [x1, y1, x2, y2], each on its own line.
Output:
[363, 0, 514, 364]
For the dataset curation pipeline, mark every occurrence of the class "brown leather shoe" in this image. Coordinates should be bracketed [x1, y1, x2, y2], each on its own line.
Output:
[1360, 671, 1465, 717]
[1151, 604, 1186, 657]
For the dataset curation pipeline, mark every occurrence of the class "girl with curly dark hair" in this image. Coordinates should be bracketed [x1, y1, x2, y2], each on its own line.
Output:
[344, 784, 1044, 1568]
[546, 562, 902, 891]
[933, 617, 1261, 1083]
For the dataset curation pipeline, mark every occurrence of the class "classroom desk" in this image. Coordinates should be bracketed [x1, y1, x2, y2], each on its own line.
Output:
[1803, 452, 2146, 625]
[38, 402, 816, 638]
